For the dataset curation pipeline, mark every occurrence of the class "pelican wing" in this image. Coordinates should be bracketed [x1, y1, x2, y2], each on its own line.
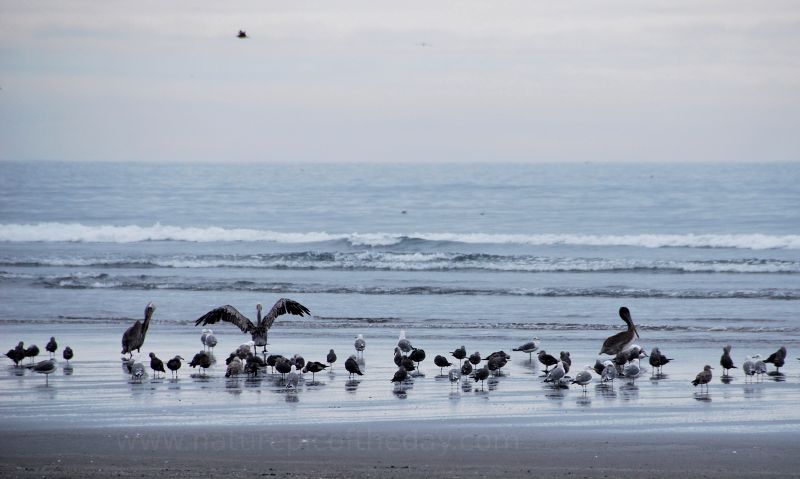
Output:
[195, 305, 254, 333]
[261, 298, 311, 329]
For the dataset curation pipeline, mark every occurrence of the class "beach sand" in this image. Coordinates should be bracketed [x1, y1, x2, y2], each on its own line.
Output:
[2, 323, 799, 478]
[2, 423, 798, 478]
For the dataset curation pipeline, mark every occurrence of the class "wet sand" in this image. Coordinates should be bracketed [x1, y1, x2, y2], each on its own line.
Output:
[2, 322, 799, 477]
[2, 422, 799, 478]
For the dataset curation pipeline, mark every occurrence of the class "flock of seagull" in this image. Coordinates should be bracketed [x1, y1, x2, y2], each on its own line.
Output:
[4, 301, 794, 397]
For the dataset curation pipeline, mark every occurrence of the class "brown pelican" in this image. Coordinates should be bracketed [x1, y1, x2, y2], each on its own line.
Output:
[720, 345, 736, 376]
[692, 365, 713, 393]
[195, 299, 310, 355]
[121, 302, 156, 358]
[600, 307, 639, 355]
[45, 337, 58, 358]
[33, 359, 57, 385]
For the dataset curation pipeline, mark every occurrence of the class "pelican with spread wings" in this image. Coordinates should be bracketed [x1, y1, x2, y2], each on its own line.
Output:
[195, 299, 311, 354]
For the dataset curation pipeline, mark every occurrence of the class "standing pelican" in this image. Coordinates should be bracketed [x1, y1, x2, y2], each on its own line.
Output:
[45, 337, 58, 358]
[720, 345, 736, 376]
[195, 299, 310, 355]
[513, 337, 541, 361]
[600, 307, 639, 356]
[33, 359, 57, 385]
[121, 302, 156, 358]
[354, 334, 366, 356]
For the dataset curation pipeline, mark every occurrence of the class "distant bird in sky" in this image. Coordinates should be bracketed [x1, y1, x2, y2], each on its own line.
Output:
[238, 30, 248, 39]
[600, 307, 639, 356]
[195, 299, 310, 355]
[121, 302, 156, 358]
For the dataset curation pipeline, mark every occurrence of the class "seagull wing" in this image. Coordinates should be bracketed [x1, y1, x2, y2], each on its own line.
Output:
[261, 298, 311, 329]
[195, 305, 254, 333]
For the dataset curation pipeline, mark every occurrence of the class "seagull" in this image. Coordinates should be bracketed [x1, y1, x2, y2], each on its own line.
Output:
[600, 307, 639, 356]
[409, 348, 426, 372]
[560, 351, 572, 374]
[345, 355, 364, 379]
[512, 337, 540, 361]
[692, 365, 713, 393]
[448, 367, 461, 385]
[5, 342, 25, 366]
[189, 351, 212, 376]
[390, 367, 408, 384]
[200, 329, 211, 350]
[354, 334, 366, 356]
[327, 349, 337, 369]
[33, 359, 57, 385]
[166, 355, 184, 378]
[130, 362, 146, 382]
[720, 345, 736, 376]
[460, 361, 473, 377]
[537, 350, 558, 373]
[764, 346, 787, 373]
[468, 351, 481, 367]
[545, 361, 566, 386]
[397, 331, 413, 353]
[434, 355, 452, 374]
[302, 361, 327, 383]
[293, 354, 305, 371]
[62, 346, 74, 366]
[601, 361, 618, 383]
[571, 366, 594, 393]
[275, 358, 293, 380]
[226, 357, 243, 377]
[450, 346, 467, 365]
[649, 347, 672, 375]
[742, 356, 756, 382]
[24, 344, 40, 365]
[148, 353, 166, 378]
[195, 299, 310, 355]
[45, 337, 58, 358]
[753, 355, 767, 381]
[623, 362, 640, 383]
[473, 366, 490, 389]
[285, 371, 300, 389]
[204, 332, 218, 352]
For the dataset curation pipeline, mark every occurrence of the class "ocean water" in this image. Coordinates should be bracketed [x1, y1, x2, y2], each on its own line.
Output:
[1, 160, 799, 430]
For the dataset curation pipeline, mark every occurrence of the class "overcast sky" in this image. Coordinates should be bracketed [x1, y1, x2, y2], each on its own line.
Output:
[0, 1, 798, 163]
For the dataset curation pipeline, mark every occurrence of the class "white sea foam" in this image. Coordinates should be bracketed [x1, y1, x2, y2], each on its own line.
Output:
[0, 222, 799, 249]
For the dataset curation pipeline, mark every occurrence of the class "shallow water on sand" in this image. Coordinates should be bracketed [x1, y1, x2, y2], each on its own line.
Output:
[2, 323, 798, 434]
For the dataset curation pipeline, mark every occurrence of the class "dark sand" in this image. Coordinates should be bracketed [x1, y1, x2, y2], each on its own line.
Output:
[2, 420, 797, 478]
